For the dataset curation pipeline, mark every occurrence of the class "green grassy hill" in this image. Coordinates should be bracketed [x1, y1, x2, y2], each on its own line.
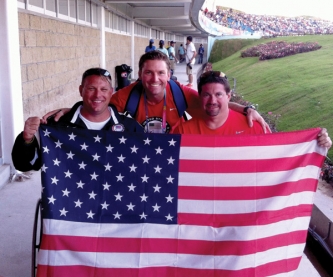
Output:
[210, 35, 333, 159]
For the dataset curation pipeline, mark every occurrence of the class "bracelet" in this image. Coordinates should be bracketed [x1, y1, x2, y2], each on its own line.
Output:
[24, 136, 35, 144]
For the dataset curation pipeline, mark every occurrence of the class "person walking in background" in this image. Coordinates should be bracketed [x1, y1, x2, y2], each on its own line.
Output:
[156, 40, 169, 57]
[198, 44, 205, 64]
[168, 41, 179, 76]
[185, 36, 197, 87]
[145, 39, 156, 53]
[178, 44, 185, 63]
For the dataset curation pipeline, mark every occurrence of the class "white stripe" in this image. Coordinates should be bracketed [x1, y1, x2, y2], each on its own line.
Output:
[179, 165, 321, 187]
[42, 216, 311, 241]
[179, 140, 324, 160]
[178, 191, 315, 214]
[38, 243, 305, 270]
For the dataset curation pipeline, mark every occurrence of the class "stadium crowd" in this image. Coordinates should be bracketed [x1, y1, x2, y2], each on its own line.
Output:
[202, 7, 333, 36]
[241, 41, 322, 60]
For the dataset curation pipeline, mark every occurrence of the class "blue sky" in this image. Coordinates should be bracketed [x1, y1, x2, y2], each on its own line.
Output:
[213, 0, 333, 21]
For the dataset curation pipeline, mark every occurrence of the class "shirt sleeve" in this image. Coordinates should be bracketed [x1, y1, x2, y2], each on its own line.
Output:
[181, 85, 202, 119]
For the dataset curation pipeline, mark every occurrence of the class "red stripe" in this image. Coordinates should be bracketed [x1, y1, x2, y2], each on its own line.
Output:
[180, 128, 320, 147]
[178, 179, 318, 200]
[179, 153, 323, 173]
[37, 257, 301, 277]
[39, 230, 307, 256]
[178, 205, 313, 227]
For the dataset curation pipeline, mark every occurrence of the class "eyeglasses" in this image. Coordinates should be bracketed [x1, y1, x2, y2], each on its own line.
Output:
[82, 68, 112, 83]
[200, 71, 227, 79]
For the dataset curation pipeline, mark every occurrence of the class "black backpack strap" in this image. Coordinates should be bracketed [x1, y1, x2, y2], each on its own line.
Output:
[169, 79, 188, 118]
[124, 81, 143, 118]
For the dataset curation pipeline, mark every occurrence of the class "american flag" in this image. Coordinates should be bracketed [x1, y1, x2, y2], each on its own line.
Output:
[37, 125, 326, 277]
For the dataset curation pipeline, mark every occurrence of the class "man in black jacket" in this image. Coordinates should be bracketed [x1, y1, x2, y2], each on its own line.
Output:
[12, 67, 143, 172]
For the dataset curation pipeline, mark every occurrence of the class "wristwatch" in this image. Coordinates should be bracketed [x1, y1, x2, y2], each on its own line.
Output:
[243, 105, 256, 115]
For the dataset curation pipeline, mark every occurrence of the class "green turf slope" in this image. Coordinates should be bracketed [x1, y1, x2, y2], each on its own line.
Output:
[211, 35, 333, 159]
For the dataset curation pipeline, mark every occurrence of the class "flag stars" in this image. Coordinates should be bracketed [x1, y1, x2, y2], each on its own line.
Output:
[48, 195, 56, 204]
[80, 143, 88, 151]
[78, 161, 87, 170]
[116, 174, 124, 182]
[104, 163, 112, 171]
[141, 174, 149, 183]
[128, 183, 136, 191]
[118, 154, 126, 163]
[144, 138, 151, 145]
[153, 184, 161, 193]
[43, 129, 51, 137]
[166, 175, 174, 183]
[114, 193, 123, 201]
[76, 180, 85, 189]
[127, 202, 135, 211]
[59, 208, 68, 216]
[62, 188, 70, 197]
[53, 158, 61, 166]
[51, 176, 59, 185]
[155, 147, 163, 154]
[88, 191, 97, 199]
[142, 155, 150, 164]
[74, 199, 83, 208]
[55, 140, 63, 148]
[90, 172, 98, 180]
[41, 164, 48, 172]
[42, 146, 50, 153]
[167, 156, 175, 164]
[117, 154, 126, 163]
[131, 145, 138, 153]
[152, 203, 161, 212]
[87, 210, 95, 219]
[129, 164, 137, 172]
[66, 151, 75, 159]
[154, 165, 162, 173]
[101, 201, 109, 210]
[139, 212, 147, 220]
[64, 170, 73, 178]
[92, 153, 100, 161]
[166, 194, 174, 203]
[68, 132, 76, 140]
[106, 144, 114, 152]
[103, 182, 111, 190]
[94, 135, 102, 142]
[168, 138, 176, 146]
[113, 212, 121, 219]
[140, 193, 148, 202]
[119, 136, 127, 144]
[165, 214, 174, 221]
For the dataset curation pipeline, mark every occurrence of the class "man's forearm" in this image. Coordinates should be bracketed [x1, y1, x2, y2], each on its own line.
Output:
[228, 102, 245, 113]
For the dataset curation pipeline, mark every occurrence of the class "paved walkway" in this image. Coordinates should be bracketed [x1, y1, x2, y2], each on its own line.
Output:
[0, 63, 322, 277]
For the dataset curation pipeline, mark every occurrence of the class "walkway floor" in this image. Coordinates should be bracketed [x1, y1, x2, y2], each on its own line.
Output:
[0, 62, 323, 277]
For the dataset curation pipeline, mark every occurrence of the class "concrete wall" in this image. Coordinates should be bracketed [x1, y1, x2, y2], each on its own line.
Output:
[19, 11, 100, 120]
[17, 11, 208, 120]
[105, 32, 131, 87]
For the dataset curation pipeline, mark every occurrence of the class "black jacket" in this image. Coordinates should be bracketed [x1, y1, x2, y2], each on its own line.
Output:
[11, 102, 143, 172]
